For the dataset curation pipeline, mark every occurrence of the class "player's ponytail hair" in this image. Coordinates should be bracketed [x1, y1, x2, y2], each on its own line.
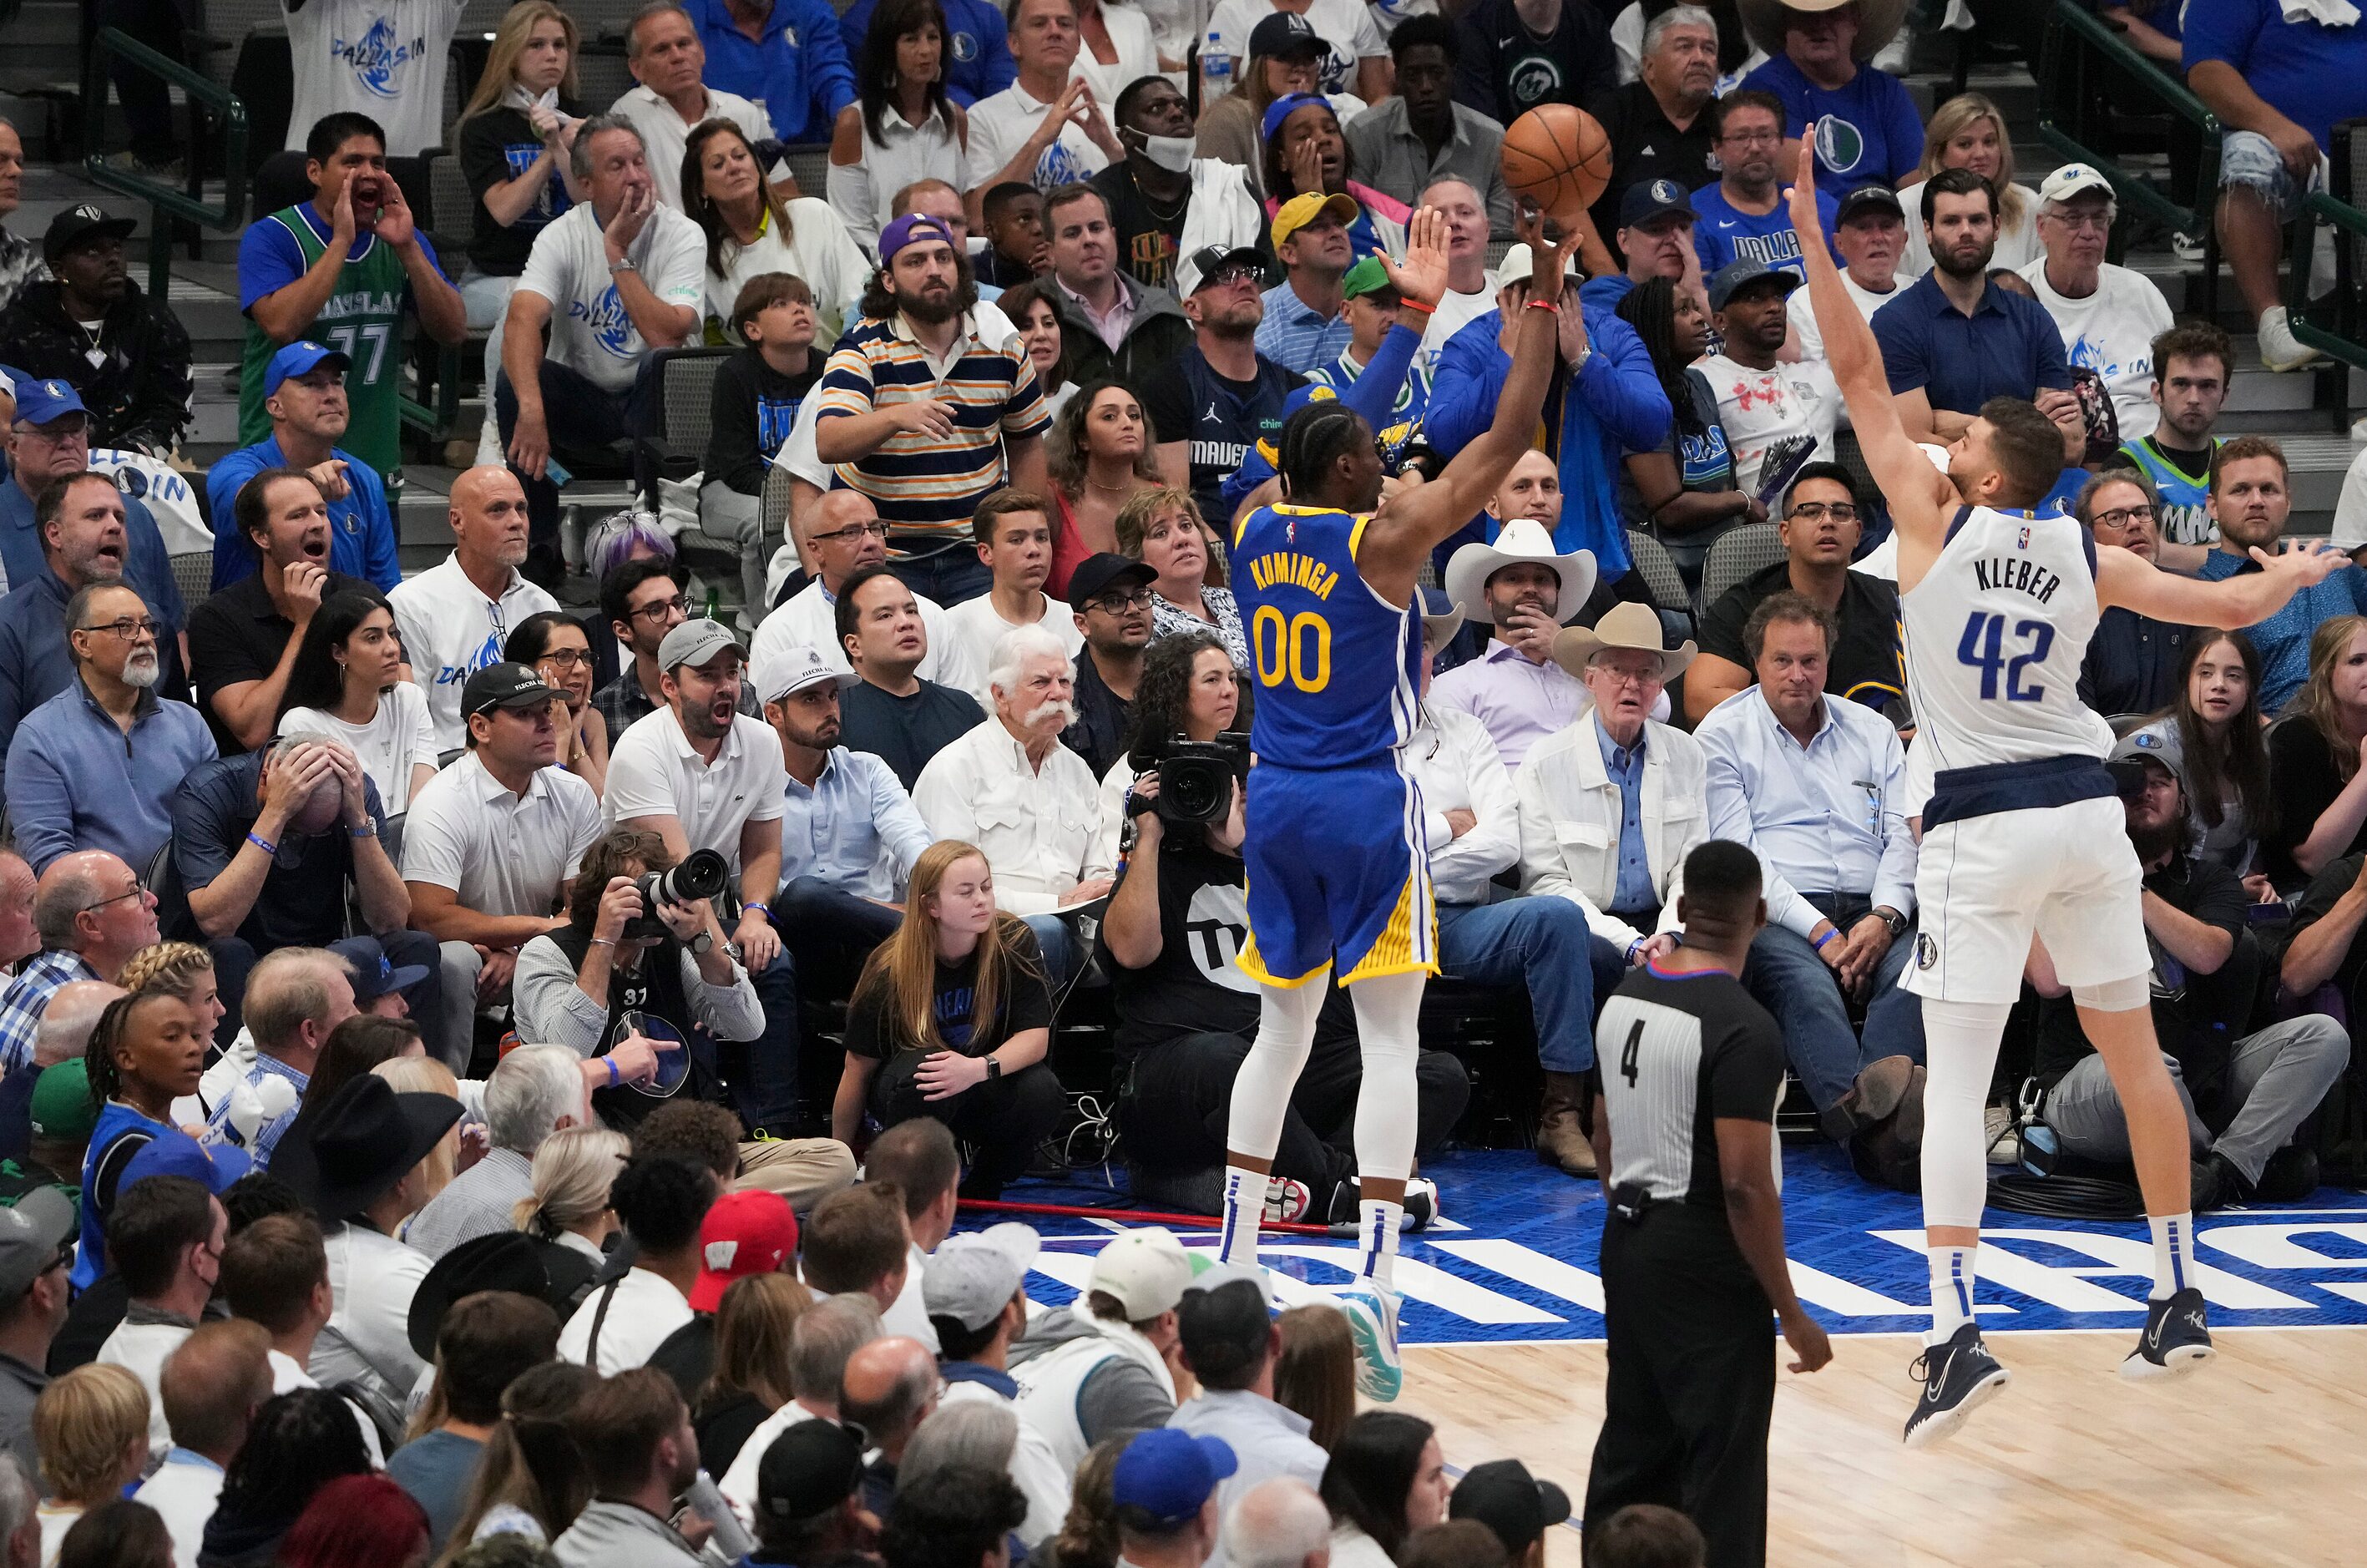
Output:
[1276, 403, 1366, 501]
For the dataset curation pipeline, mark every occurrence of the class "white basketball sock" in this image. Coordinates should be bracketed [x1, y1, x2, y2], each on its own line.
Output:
[1928, 1246, 1978, 1343]
[1358, 1199, 1402, 1289]
[1218, 981, 1328, 1269]
[2149, 1211, 2196, 1301]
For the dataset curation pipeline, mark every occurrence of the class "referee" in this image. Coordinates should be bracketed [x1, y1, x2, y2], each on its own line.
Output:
[1582, 839, 1833, 1568]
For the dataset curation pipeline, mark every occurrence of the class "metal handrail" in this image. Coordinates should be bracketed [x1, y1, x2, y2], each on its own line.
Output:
[80, 26, 249, 297]
[2288, 175, 2367, 377]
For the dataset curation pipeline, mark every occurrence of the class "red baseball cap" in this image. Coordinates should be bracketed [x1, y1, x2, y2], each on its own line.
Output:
[690, 1190, 801, 1312]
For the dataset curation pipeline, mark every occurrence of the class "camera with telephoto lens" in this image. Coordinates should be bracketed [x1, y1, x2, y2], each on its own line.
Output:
[624, 847, 731, 939]
[1153, 732, 1250, 825]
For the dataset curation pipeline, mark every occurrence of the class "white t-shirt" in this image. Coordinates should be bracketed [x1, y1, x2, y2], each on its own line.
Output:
[387, 553, 560, 747]
[513, 200, 706, 396]
[283, 0, 465, 156]
[2015, 256, 2176, 443]
[96, 1318, 190, 1454]
[402, 750, 602, 918]
[1071, 3, 1162, 108]
[609, 83, 779, 211]
[2334, 443, 2367, 551]
[966, 82, 1113, 192]
[1790, 267, 1909, 362]
[1206, 0, 1383, 96]
[604, 707, 789, 867]
[1417, 285, 1495, 377]
[751, 577, 959, 682]
[134, 1450, 225, 1568]
[704, 197, 872, 346]
[934, 591, 1086, 706]
[1692, 352, 1840, 498]
[881, 1242, 940, 1349]
[280, 682, 442, 815]
[558, 1267, 694, 1374]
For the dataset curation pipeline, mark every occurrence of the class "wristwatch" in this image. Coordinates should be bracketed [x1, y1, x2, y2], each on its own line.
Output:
[1874, 906, 1908, 938]
[688, 930, 715, 957]
[984, 1056, 1004, 1081]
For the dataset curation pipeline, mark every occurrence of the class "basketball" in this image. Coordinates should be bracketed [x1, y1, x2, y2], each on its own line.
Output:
[1499, 104, 1614, 230]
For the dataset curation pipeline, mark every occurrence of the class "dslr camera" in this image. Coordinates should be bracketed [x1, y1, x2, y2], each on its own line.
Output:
[625, 847, 731, 940]
[1151, 731, 1249, 826]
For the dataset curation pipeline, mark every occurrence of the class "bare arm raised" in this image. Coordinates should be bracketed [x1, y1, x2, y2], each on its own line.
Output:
[1357, 211, 1579, 609]
[2092, 536, 2349, 626]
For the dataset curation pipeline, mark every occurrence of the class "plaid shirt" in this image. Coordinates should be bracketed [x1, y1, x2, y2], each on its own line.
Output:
[0, 951, 100, 1077]
[592, 674, 660, 741]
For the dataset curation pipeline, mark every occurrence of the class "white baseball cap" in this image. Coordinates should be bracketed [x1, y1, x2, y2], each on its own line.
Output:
[750, 644, 859, 705]
[2038, 163, 2114, 206]
[1089, 1227, 1194, 1319]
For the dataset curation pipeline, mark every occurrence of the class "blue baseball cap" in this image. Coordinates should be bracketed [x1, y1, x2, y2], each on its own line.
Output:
[265, 341, 352, 400]
[328, 935, 432, 1004]
[879, 213, 957, 266]
[122, 1128, 253, 1196]
[9, 374, 86, 427]
[1260, 91, 1333, 145]
[1113, 1429, 1237, 1528]
[1619, 178, 1695, 230]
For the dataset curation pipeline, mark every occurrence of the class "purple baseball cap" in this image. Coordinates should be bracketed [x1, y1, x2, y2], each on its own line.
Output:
[879, 214, 958, 266]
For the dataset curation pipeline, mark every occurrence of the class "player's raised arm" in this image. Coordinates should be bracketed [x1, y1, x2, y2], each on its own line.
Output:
[1785, 144, 1950, 559]
[2094, 535, 2350, 628]
[1359, 213, 1576, 599]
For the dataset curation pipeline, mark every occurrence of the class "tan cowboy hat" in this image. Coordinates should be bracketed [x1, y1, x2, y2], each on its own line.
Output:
[1550, 601, 1696, 683]
[1738, 0, 1909, 64]
[1441, 518, 1599, 626]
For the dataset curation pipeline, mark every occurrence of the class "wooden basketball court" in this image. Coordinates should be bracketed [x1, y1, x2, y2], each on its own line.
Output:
[1398, 1329, 2367, 1567]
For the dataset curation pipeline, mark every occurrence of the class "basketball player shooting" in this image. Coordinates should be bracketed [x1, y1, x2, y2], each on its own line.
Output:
[1217, 209, 1583, 1400]
[1785, 144, 2347, 1446]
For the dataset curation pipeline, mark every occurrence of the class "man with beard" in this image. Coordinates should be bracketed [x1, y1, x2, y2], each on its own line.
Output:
[2193, 437, 2367, 712]
[2125, 323, 2233, 549]
[1791, 185, 1914, 364]
[1871, 167, 2074, 447]
[1061, 552, 1155, 780]
[0, 468, 187, 775]
[552, 1368, 707, 1568]
[756, 643, 931, 995]
[0, 205, 190, 458]
[1690, 92, 1837, 279]
[4, 577, 212, 876]
[913, 622, 1113, 986]
[1694, 260, 1838, 499]
[817, 215, 1053, 607]
[1431, 509, 1601, 772]
[388, 465, 560, 750]
[186, 468, 387, 753]
[206, 342, 401, 594]
[1142, 246, 1303, 534]
[606, 620, 797, 1135]
[1585, 6, 1719, 263]
[2046, 735, 2348, 1212]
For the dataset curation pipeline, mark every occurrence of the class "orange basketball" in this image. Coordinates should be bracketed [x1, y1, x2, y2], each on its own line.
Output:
[1500, 104, 1614, 230]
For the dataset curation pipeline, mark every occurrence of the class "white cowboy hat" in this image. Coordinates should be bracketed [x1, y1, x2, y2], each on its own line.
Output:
[1442, 517, 1599, 626]
[1738, 0, 1909, 63]
[1550, 601, 1696, 683]
[1418, 586, 1464, 651]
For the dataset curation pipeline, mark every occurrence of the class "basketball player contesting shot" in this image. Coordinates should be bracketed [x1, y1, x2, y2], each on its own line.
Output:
[1216, 206, 1586, 1400]
[1785, 144, 2349, 1447]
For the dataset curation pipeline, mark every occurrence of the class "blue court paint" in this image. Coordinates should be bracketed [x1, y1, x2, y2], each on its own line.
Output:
[999, 1146, 2367, 1346]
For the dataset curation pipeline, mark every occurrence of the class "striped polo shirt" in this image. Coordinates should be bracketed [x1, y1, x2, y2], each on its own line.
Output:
[817, 310, 1051, 536]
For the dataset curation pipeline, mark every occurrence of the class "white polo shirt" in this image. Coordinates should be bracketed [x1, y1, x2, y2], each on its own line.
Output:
[609, 82, 779, 211]
[934, 591, 1085, 706]
[964, 82, 1110, 192]
[604, 707, 789, 868]
[402, 751, 603, 918]
[387, 552, 560, 749]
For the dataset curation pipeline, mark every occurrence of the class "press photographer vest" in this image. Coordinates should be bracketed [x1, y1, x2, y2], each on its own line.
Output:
[545, 925, 727, 1130]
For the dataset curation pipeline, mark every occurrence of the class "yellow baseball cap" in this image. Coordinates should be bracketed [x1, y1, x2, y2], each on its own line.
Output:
[1270, 191, 1359, 252]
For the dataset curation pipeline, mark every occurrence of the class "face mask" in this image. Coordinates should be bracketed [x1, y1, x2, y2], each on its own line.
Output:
[1136, 132, 1196, 174]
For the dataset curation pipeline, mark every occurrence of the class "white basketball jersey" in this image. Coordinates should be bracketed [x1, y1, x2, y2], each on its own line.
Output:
[1902, 505, 2113, 773]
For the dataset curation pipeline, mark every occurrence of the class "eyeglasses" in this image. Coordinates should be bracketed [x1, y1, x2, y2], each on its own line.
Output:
[2045, 210, 2112, 233]
[80, 878, 149, 915]
[1785, 503, 1859, 524]
[76, 617, 158, 640]
[1720, 128, 1780, 146]
[538, 649, 592, 671]
[812, 520, 891, 545]
[13, 419, 86, 442]
[1090, 587, 1155, 613]
[1591, 665, 1661, 689]
[2092, 503, 2156, 530]
[630, 594, 691, 624]
[1204, 263, 1261, 290]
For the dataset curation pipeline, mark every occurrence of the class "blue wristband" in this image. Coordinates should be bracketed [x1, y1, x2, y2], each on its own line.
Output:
[605, 1056, 620, 1086]
[1813, 927, 1839, 950]
[745, 903, 772, 922]
[245, 832, 277, 857]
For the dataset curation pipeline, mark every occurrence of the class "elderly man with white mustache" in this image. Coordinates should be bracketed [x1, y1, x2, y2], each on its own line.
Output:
[913, 621, 1113, 988]
[5, 566, 215, 875]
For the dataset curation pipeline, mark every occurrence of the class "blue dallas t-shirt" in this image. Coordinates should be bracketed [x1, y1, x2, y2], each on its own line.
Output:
[1742, 55, 1924, 199]
[1692, 181, 1840, 276]
[2182, 0, 2367, 153]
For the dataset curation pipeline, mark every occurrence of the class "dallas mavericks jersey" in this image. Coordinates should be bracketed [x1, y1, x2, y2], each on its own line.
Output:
[1233, 502, 1421, 770]
[1902, 504, 2113, 775]
[240, 207, 411, 477]
[2122, 435, 2218, 547]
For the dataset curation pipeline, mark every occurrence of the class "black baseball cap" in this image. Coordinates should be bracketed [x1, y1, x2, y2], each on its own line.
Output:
[1449, 1459, 1572, 1555]
[461, 661, 560, 718]
[1248, 12, 1325, 60]
[1707, 257, 1803, 311]
[1067, 552, 1158, 611]
[43, 205, 137, 264]
[1618, 178, 1695, 230]
[756, 1420, 868, 1521]
[1835, 184, 1905, 225]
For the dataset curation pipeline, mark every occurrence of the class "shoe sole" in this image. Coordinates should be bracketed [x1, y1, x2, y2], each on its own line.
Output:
[2120, 1341, 2216, 1382]
[1336, 1292, 1404, 1403]
[1853, 1056, 1917, 1124]
[1902, 1365, 2010, 1449]
[2263, 350, 2324, 372]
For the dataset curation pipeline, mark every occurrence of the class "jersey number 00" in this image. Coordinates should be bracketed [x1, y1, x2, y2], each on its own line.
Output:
[1252, 606, 1334, 694]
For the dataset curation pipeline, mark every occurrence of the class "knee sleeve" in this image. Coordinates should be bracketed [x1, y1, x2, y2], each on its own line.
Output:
[1224, 979, 1327, 1161]
[1919, 998, 2011, 1232]
[1348, 970, 1425, 1181]
[2071, 974, 2150, 1014]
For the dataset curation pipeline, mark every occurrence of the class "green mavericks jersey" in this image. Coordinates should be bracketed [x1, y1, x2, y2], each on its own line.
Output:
[239, 203, 427, 479]
[2119, 433, 2219, 549]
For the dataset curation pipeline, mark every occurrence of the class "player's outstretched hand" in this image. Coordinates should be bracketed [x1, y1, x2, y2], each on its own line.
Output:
[1381, 205, 1449, 310]
[2254, 535, 2349, 586]
[1781, 1306, 1833, 1373]
[1786, 142, 1824, 251]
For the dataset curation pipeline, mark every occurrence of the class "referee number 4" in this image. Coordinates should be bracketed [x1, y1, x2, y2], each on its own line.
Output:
[1619, 1019, 1642, 1087]
[1956, 611, 2053, 702]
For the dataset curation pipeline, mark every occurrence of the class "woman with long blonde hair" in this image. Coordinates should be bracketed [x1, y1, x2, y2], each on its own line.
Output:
[682, 119, 869, 342]
[454, 0, 586, 463]
[1045, 381, 1166, 597]
[1899, 93, 2038, 274]
[832, 842, 1064, 1196]
[2265, 614, 2367, 891]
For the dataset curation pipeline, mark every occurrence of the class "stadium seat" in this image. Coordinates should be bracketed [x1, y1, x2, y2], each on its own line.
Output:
[423, 151, 476, 262]
[633, 347, 744, 611]
[169, 552, 214, 610]
[574, 45, 636, 105]
[781, 144, 832, 199]
[1699, 521, 1786, 607]
[1623, 527, 1692, 624]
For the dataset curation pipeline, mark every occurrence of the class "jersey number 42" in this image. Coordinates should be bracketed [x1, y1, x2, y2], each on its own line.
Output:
[1955, 611, 2054, 702]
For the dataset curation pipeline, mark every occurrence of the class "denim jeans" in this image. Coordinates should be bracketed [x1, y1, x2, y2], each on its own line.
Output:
[744, 949, 804, 1135]
[1023, 913, 1083, 992]
[885, 539, 993, 607]
[495, 357, 662, 589]
[1739, 894, 1925, 1114]
[1436, 897, 1604, 1073]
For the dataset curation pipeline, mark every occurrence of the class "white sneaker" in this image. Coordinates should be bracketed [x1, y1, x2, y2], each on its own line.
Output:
[1984, 1104, 2021, 1166]
[2259, 306, 2325, 372]
[1334, 1282, 1404, 1402]
[2171, 231, 2207, 262]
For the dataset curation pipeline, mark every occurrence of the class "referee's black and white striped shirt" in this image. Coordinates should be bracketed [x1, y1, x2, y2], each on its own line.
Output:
[1596, 964, 1787, 1207]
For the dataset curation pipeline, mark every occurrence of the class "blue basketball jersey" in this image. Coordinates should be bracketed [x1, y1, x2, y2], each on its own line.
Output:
[1233, 502, 1420, 770]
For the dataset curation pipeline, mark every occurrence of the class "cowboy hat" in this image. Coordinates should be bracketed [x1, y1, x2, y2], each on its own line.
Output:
[1418, 586, 1464, 651]
[279, 1074, 462, 1224]
[1441, 518, 1599, 626]
[1737, 0, 1909, 64]
[1550, 601, 1696, 682]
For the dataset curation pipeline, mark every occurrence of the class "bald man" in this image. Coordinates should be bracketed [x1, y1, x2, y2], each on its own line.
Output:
[0, 979, 119, 1163]
[387, 467, 560, 749]
[0, 852, 158, 1075]
[1225, 1478, 1332, 1568]
[205, 947, 357, 1166]
[752, 491, 956, 681]
[840, 1335, 940, 1515]
[0, 852, 33, 974]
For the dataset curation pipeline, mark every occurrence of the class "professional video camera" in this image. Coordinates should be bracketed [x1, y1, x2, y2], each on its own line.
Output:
[1152, 731, 1250, 825]
[625, 847, 731, 940]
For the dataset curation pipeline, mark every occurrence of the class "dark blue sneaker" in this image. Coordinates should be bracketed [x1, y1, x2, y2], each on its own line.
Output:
[1902, 1323, 2010, 1449]
[2122, 1286, 2214, 1381]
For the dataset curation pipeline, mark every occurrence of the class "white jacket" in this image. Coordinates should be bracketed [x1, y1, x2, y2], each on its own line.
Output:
[311, 1222, 431, 1409]
[1514, 713, 1707, 948]
[1180, 159, 1266, 265]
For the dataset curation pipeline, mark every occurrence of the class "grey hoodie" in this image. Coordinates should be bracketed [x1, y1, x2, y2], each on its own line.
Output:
[1006, 1305, 1176, 1447]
